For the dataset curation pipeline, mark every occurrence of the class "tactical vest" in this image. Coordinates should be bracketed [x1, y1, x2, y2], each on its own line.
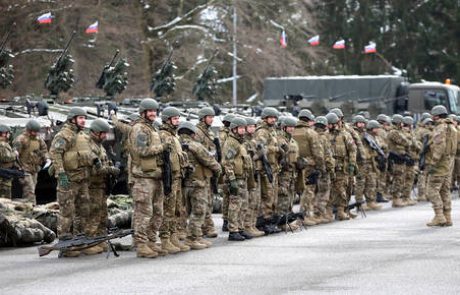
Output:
[63, 132, 93, 171]
[292, 125, 311, 159]
[20, 136, 41, 166]
[187, 141, 213, 182]
[160, 129, 181, 173]
[0, 141, 15, 168]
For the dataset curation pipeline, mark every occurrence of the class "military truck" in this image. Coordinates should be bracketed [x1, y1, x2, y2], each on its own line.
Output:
[263, 75, 460, 117]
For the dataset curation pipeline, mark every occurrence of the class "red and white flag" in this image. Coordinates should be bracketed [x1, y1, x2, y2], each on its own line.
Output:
[333, 39, 345, 50]
[364, 42, 377, 54]
[308, 35, 320, 46]
[280, 30, 287, 48]
[85, 21, 99, 34]
[37, 12, 53, 24]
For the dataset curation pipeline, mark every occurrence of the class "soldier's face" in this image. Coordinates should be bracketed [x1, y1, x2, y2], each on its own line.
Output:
[236, 126, 246, 135]
[356, 122, 365, 129]
[0, 132, 9, 139]
[266, 116, 277, 125]
[75, 116, 86, 129]
[204, 116, 214, 126]
[284, 126, 294, 134]
[246, 125, 256, 134]
[28, 130, 38, 137]
[98, 132, 108, 141]
[308, 120, 315, 127]
[170, 116, 180, 126]
[145, 110, 157, 121]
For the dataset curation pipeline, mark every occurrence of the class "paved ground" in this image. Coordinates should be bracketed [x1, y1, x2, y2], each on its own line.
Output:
[1, 199, 460, 295]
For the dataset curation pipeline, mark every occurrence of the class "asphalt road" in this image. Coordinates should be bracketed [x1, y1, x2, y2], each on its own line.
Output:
[1, 199, 460, 295]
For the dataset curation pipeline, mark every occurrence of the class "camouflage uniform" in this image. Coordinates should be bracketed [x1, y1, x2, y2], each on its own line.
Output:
[346, 124, 364, 207]
[426, 118, 457, 226]
[128, 117, 165, 247]
[0, 138, 16, 199]
[195, 121, 219, 236]
[222, 132, 251, 234]
[328, 126, 357, 220]
[180, 133, 221, 243]
[219, 125, 231, 225]
[291, 120, 324, 222]
[49, 123, 93, 238]
[13, 131, 48, 204]
[375, 128, 390, 197]
[415, 123, 432, 201]
[356, 130, 380, 207]
[452, 125, 460, 189]
[111, 115, 134, 188]
[314, 126, 334, 221]
[402, 128, 421, 205]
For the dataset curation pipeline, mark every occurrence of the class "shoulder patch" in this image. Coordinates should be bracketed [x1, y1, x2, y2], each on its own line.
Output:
[136, 132, 148, 148]
[225, 148, 237, 160]
[53, 138, 66, 150]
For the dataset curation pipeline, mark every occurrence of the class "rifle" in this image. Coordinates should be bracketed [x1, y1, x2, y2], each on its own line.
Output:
[96, 49, 120, 89]
[162, 149, 172, 196]
[306, 170, 320, 185]
[210, 137, 222, 194]
[0, 168, 25, 179]
[256, 144, 273, 183]
[38, 228, 134, 258]
[419, 134, 430, 171]
[363, 132, 386, 172]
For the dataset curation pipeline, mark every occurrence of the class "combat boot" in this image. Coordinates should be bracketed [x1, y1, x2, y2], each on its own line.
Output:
[161, 238, 181, 254]
[100, 242, 109, 252]
[204, 228, 218, 238]
[324, 207, 334, 222]
[137, 243, 158, 258]
[170, 234, 190, 252]
[444, 210, 453, 227]
[197, 237, 212, 247]
[239, 230, 253, 240]
[249, 226, 265, 237]
[82, 245, 104, 255]
[337, 207, 350, 221]
[228, 232, 245, 241]
[367, 201, 382, 210]
[403, 198, 417, 206]
[303, 216, 317, 226]
[147, 242, 168, 256]
[315, 214, 331, 224]
[376, 192, 389, 203]
[176, 230, 187, 241]
[184, 238, 207, 250]
[392, 197, 404, 208]
[427, 209, 447, 227]
[222, 220, 229, 232]
[61, 250, 80, 257]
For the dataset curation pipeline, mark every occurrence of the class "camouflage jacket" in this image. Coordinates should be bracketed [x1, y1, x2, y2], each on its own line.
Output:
[0, 138, 15, 169]
[315, 127, 335, 173]
[291, 120, 325, 172]
[404, 129, 422, 159]
[180, 134, 221, 187]
[426, 119, 457, 176]
[13, 131, 48, 173]
[387, 125, 411, 155]
[254, 121, 280, 171]
[219, 126, 230, 146]
[277, 131, 299, 174]
[128, 117, 164, 179]
[87, 134, 111, 186]
[222, 133, 251, 180]
[352, 126, 367, 163]
[329, 126, 357, 172]
[159, 123, 187, 177]
[195, 122, 217, 158]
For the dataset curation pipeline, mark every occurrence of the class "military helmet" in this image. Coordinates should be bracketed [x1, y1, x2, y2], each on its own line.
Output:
[139, 98, 159, 113]
[281, 117, 297, 127]
[26, 119, 41, 132]
[431, 105, 448, 116]
[261, 107, 279, 119]
[223, 113, 235, 123]
[298, 109, 315, 121]
[245, 117, 257, 126]
[329, 108, 344, 118]
[315, 116, 328, 127]
[391, 114, 403, 124]
[366, 120, 381, 130]
[161, 107, 181, 122]
[230, 117, 247, 129]
[178, 121, 197, 134]
[422, 118, 433, 125]
[421, 112, 432, 121]
[448, 114, 460, 122]
[352, 115, 366, 124]
[198, 107, 215, 119]
[402, 116, 414, 126]
[90, 118, 111, 133]
[376, 114, 387, 123]
[326, 112, 340, 124]
[67, 107, 87, 120]
[0, 124, 11, 133]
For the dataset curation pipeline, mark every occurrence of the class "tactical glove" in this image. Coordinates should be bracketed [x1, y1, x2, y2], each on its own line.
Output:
[229, 179, 239, 195]
[109, 166, 120, 176]
[348, 164, 357, 175]
[295, 157, 308, 170]
[93, 158, 102, 170]
[58, 172, 70, 188]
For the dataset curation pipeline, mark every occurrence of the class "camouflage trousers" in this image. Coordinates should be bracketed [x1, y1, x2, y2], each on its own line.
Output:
[159, 176, 181, 239]
[355, 162, 377, 203]
[228, 179, 248, 233]
[315, 173, 331, 216]
[300, 184, 315, 215]
[0, 178, 12, 199]
[402, 165, 417, 200]
[10, 217, 56, 244]
[87, 186, 108, 236]
[276, 173, 294, 215]
[376, 169, 388, 195]
[427, 174, 452, 211]
[221, 184, 230, 221]
[57, 179, 90, 238]
[131, 177, 163, 245]
[417, 169, 429, 200]
[184, 184, 208, 239]
[202, 185, 216, 233]
[176, 179, 187, 234]
[260, 172, 279, 219]
[452, 157, 460, 187]
[330, 172, 348, 208]
[244, 187, 260, 228]
[19, 173, 38, 205]
[390, 163, 406, 199]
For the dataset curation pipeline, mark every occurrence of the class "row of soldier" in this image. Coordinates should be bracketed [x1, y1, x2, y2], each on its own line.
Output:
[0, 100, 456, 258]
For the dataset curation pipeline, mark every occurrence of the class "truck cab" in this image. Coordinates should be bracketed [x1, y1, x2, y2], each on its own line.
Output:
[406, 82, 460, 115]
